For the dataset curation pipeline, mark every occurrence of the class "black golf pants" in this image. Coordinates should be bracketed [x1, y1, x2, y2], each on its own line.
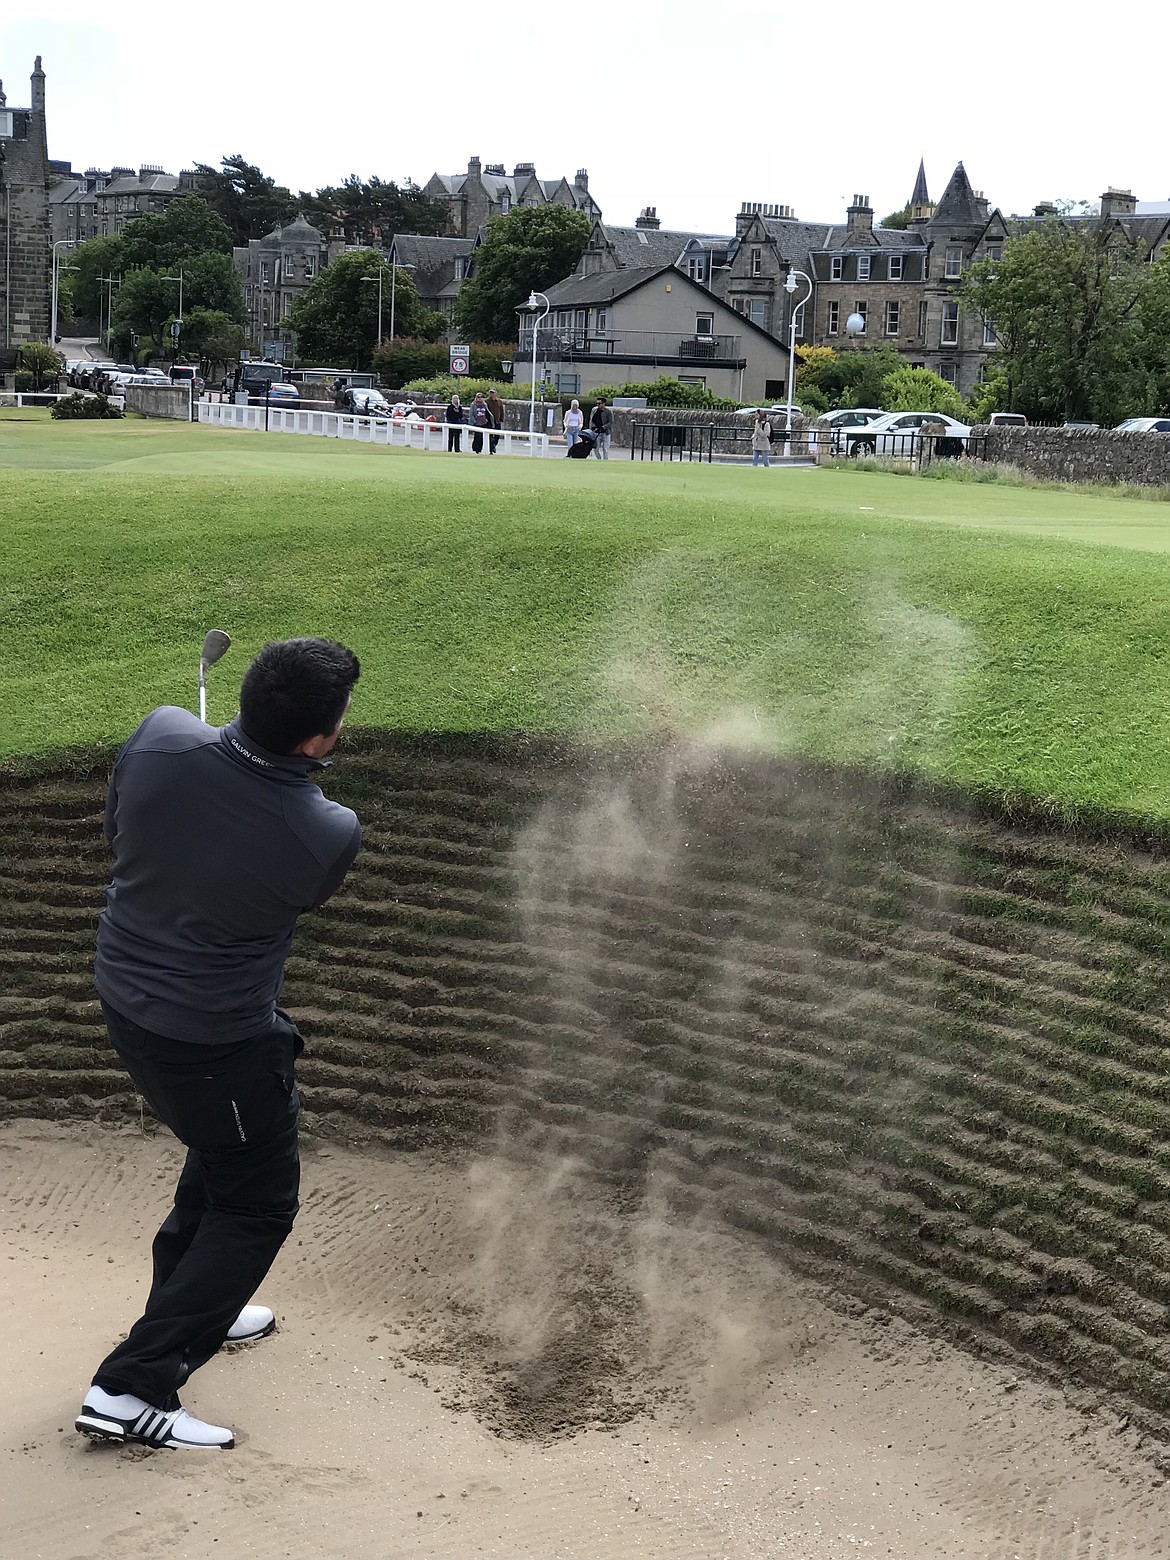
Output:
[93, 1001, 302, 1406]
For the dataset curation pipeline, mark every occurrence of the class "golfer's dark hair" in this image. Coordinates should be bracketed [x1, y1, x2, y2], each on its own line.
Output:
[239, 638, 360, 755]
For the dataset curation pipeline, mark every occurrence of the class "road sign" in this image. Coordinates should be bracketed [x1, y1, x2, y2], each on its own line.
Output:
[449, 344, 469, 376]
[169, 320, 181, 343]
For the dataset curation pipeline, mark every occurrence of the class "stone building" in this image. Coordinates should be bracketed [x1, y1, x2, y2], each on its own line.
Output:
[386, 233, 476, 330]
[233, 213, 329, 359]
[423, 157, 600, 239]
[0, 57, 51, 361]
[49, 163, 197, 245]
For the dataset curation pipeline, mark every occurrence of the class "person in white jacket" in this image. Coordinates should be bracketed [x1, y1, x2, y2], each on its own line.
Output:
[563, 398, 584, 450]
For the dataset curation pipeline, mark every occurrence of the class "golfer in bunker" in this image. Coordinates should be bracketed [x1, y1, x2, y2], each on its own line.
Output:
[76, 637, 362, 1450]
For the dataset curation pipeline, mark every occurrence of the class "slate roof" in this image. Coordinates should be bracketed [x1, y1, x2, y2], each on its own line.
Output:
[390, 234, 474, 272]
[910, 159, 930, 208]
[930, 163, 984, 227]
[541, 266, 666, 307]
[594, 223, 733, 268]
[101, 171, 179, 196]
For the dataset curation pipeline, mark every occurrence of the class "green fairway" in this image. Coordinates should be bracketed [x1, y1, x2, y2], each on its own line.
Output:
[4, 417, 1170, 818]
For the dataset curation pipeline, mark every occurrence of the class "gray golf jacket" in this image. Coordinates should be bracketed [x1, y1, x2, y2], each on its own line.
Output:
[95, 706, 361, 1044]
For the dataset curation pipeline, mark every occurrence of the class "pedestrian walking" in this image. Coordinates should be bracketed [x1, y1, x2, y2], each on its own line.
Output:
[589, 396, 613, 459]
[470, 392, 492, 453]
[75, 638, 363, 1451]
[751, 409, 772, 467]
[563, 398, 584, 450]
[446, 393, 464, 452]
[486, 388, 505, 454]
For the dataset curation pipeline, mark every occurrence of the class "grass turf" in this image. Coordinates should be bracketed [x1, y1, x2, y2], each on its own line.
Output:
[3, 416, 1170, 819]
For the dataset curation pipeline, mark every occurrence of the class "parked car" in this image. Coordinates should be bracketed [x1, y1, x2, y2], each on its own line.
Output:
[1115, 416, 1170, 433]
[843, 411, 972, 457]
[265, 382, 300, 402]
[169, 364, 205, 396]
[811, 407, 885, 450]
[986, 412, 1028, 427]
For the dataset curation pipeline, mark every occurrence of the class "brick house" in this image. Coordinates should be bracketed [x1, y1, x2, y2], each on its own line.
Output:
[0, 57, 51, 360]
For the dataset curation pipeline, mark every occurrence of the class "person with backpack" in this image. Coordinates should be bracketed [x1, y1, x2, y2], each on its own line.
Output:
[751, 409, 772, 467]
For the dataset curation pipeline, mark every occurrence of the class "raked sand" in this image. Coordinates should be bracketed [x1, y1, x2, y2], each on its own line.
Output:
[1, 1120, 1166, 1560]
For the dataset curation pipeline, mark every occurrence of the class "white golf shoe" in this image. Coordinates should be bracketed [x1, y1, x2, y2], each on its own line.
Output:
[226, 1303, 276, 1342]
[76, 1385, 233, 1449]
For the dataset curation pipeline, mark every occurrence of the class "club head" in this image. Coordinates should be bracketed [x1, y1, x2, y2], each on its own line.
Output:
[200, 629, 231, 670]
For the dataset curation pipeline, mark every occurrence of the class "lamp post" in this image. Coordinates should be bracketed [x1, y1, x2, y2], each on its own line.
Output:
[361, 269, 384, 350]
[51, 240, 78, 345]
[782, 267, 814, 439]
[389, 260, 414, 345]
[163, 269, 184, 360]
[525, 290, 550, 435]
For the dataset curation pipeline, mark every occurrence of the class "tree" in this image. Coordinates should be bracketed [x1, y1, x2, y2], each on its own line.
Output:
[70, 234, 127, 321]
[17, 342, 64, 389]
[111, 255, 244, 358]
[287, 250, 442, 369]
[192, 155, 298, 246]
[962, 221, 1149, 423]
[881, 206, 911, 230]
[880, 366, 967, 418]
[455, 204, 591, 342]
[793, 341, 907, 410]
[119, 195, 233, 271]
[299, 175, 448, 246]
[178, 309, 247, 377]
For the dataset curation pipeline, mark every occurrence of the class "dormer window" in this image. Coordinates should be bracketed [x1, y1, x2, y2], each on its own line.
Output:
[857, 255, 871, 281]
[830, 255, 843, 280]
[750, 247, 762, 276]
[889, 254, 903, 280]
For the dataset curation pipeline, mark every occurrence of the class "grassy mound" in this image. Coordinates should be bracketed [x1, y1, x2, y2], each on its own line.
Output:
[4, 418, 1170, 819]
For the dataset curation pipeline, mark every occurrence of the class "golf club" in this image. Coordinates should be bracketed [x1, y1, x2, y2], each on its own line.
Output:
[198, 629, 232, 722]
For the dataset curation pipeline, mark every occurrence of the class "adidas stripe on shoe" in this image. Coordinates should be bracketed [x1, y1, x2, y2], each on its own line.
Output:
[76, 1386, 233, 1449]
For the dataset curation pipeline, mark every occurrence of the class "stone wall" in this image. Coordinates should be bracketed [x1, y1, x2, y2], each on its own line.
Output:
[123, 383, 191, 420]
[0, 69, 51, 360]
[981, 426, 1170, 488]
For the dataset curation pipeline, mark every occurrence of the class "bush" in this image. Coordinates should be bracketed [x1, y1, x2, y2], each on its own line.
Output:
[399, 375, 534, 400]
[587, 376, 737, 409]
[880, 365, 967, 419]
[50, 392, 124, 420]
[13, 372, 34, 392]
[373, 339, 516, 389]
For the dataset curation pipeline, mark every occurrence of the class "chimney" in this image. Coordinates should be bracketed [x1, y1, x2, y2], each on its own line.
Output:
[974, 190, 989, 219]
[467, 155, 481, 178]
[1101, 187, 1137, 218]
[576, 168, 588, 190]
[737, 201, 760, 238]
[30, 55, 45, 114]
[635, 206, 660, 229]
[513, 161, 535, 178]
[0, 81, 6, 109]
[846, 193, 874, 241]
[1033, 200, 1058, 218]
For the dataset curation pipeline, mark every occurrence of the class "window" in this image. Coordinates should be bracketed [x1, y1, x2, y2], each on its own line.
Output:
[575, 309, 586, 330]
[941, 301, 959, 345]
[260, 261, 270, 284]
[983, 316, 997, 347]
[454, 257, 466, 279]
[889, 254, 903, 280]
[857, 255, 871, 280]
[686, 256, 706, 283]
[793, 304, 805, 336]
[556, 310, 569, 327]
[940, 362, 958, 386]
[695, 312, 714, 336]
[827, 300, 840, 335]
[854, 300, 867, 333]
[884, 300, 900, 336]
[750, 247, 762, 277]
[304, 255, 315, 279]
[985, 244, 1002, 264]
[944, 246, 963, 279]
[830, 255, 843, 280]
[747, 298, 766, 327]
[677, 375, 706, 387]
[595, 309, 608, 333]
[918, 300, 928, 337]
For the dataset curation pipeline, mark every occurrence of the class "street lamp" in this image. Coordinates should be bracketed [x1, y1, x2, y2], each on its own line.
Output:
[361, 271, 384, 348]
[51, 242, 79, 346]
[783, 267, 814, 438]
[163, 270, 185, 359]
[526, 290, 550, 434]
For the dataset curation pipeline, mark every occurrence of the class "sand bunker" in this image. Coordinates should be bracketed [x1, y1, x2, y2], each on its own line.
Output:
[2, 1120, 1168, 1560]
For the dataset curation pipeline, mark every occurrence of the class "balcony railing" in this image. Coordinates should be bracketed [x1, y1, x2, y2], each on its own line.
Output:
[518, 328, 742, 363]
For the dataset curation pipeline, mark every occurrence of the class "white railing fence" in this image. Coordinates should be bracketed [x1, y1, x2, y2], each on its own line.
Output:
[197, 399, 549, 457]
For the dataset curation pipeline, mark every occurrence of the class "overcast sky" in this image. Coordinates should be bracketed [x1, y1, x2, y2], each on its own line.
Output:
[3, 1, 1166, 236]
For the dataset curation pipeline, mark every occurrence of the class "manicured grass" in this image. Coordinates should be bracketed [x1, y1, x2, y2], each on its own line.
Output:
[4, 417, 1170, 818]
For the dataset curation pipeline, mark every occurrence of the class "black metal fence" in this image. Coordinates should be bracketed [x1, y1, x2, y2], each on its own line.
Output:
[631, 423, 717, 462]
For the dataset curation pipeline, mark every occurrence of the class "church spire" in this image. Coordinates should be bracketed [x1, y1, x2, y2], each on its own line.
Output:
[910, 158, 929, 210]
